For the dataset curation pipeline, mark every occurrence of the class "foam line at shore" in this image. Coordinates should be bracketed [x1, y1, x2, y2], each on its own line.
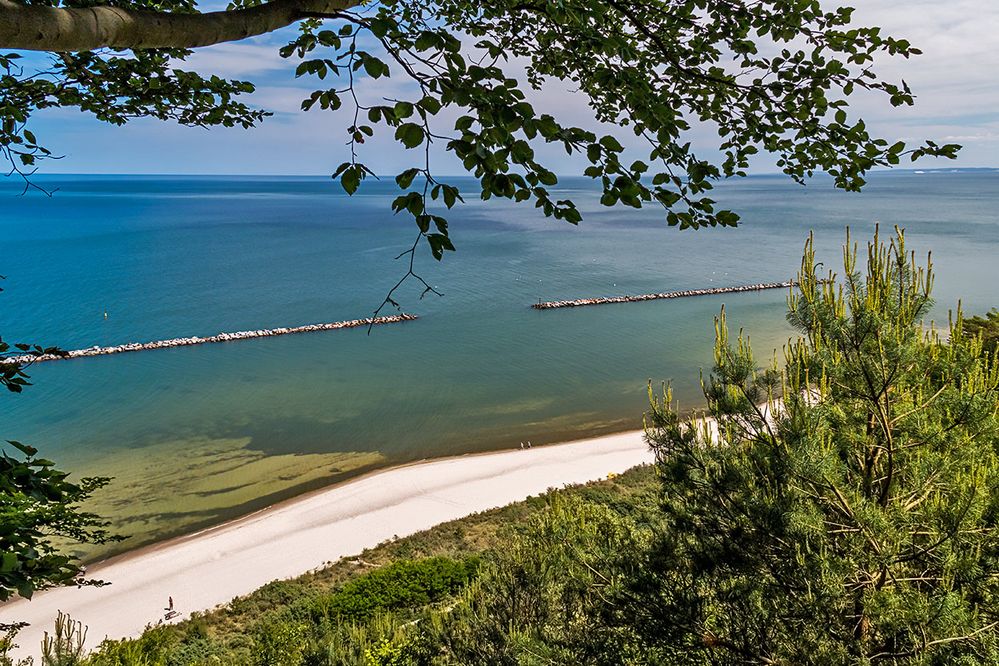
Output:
[1, 314, 418, 364]
[0, 431, 654, 659]
[532, 281, 793, 309]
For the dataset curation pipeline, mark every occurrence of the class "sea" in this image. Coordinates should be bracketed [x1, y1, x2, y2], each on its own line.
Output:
[1, 170, 996, 558]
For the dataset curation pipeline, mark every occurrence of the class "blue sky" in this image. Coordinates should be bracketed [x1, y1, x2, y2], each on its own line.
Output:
[23, 0, 999, 176]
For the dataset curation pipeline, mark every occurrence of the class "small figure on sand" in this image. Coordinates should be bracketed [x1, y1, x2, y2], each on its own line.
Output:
[527, 441, 532, 449]
[519, 442, 525, 450]
[163, 596, 179, 621]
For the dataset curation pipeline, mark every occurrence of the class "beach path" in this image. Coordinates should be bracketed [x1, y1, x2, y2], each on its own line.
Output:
[0, 431, 653, 659]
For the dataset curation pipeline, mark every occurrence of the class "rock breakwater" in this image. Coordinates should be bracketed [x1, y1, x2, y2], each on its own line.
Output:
[2, 314, 418, 365]
[532, 282, 793, 310]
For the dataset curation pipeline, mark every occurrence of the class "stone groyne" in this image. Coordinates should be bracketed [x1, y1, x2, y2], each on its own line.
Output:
[532, 281, 793, 310]
[2, 314, 418, 365]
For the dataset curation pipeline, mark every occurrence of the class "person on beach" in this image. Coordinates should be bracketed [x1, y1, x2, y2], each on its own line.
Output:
[168, 596, 174, 611]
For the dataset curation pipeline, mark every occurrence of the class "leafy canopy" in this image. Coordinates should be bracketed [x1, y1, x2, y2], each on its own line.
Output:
[0, 439, 119, 605]
[963, 309, 999, 359]
[2, 0, 959, 305]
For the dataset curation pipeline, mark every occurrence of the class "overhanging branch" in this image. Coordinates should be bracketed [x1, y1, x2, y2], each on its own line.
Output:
[0, 0, 361, 52]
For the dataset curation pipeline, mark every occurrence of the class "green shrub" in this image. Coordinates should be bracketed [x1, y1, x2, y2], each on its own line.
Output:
[228, 580, 315, 621]
[250, 622, 307, 666]
[311, 556, 479, 624]
[84, 626, 174, 666]
[962, 308, 999, 357]
[162, 637, 228, 666]
[1, 626, 32, 666]
[42, 612, 87, 666]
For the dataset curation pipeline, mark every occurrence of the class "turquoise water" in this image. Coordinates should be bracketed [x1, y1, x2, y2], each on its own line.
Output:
[1, 171, 997, 555]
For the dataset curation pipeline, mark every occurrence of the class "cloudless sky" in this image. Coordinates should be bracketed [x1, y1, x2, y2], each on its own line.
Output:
[21, 0, 999, 176]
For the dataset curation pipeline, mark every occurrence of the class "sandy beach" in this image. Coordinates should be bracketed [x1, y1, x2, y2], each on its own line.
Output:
[0, 430, 653, 659]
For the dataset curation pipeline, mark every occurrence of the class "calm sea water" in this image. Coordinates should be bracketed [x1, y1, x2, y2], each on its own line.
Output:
[1, 171, 997, 557]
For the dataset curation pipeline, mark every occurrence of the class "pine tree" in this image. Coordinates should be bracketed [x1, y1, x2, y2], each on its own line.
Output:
[641, 228, 999, 664]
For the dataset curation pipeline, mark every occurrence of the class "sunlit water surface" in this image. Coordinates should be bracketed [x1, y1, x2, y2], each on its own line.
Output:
[2, 171, 996, 558]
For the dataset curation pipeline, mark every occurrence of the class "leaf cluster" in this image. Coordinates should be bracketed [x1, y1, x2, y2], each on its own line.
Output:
[1, 44, 266, 193]
[962, 309, 999, 359]
[0, 440, 121, 602]
[2, 0, 961, 298]
[279, 0, 959, 265]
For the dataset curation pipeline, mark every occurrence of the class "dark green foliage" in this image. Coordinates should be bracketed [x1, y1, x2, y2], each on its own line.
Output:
[963, 309, 999, 358]
[2, 1, 959, 303]
[310, 556, 479, 624]
[251, 621, 309, 666]
[0, 440, 119, 602]
[637, 228, 999, 663]
[75, 470, 659, 665]
[396, 230, 999, 665]
[283, 0, 959, 313]
[427, 496, 654, 665]
[80, 555, 480, 665]
[0, 48, 264, 194]
[0, 338, 65, 394]
[249, 556, 478, 665]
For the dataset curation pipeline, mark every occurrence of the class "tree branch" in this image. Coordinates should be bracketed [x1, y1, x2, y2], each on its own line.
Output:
[0, 0, 361, 52]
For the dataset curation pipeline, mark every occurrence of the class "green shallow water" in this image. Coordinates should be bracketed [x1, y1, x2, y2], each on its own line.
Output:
[1, 172, 996, 558]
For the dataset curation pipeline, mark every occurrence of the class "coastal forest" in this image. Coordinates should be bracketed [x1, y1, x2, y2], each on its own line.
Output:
[3, 0, 998, 664]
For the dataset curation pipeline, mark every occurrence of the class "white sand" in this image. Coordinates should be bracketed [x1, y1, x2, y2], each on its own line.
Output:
[0, 430, 653, 659]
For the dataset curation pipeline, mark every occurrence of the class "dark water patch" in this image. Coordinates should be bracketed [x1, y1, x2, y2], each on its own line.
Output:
[236, 416, 387, 457]
[185, 482, 257, 498]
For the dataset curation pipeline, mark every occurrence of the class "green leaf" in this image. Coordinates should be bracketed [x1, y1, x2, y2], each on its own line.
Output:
[598, 136, 624, 153]
[362, 56, 389, 79]
[394, 101, 414, 119]
[340, 165, 362, 195]
[395, 123, 425, 149]
[442, 185, 460, 209]
[427, 233, 455, 261]
[417, 96, 442, 115]
[396, 168, 420, 189]
[0, 552, 17, 573]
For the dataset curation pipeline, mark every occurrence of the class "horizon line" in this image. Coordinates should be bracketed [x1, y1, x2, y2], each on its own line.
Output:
[8, 167, 997, 179]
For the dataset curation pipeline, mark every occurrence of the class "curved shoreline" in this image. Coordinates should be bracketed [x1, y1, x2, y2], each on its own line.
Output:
[1, 314, 418, 364]
[0, 430, 654, 659]
[532, 281, 793, 309]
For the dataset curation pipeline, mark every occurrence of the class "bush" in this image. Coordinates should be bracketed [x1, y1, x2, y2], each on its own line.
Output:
[310, 556, 479, 624]
[963, 308, 999, 357]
